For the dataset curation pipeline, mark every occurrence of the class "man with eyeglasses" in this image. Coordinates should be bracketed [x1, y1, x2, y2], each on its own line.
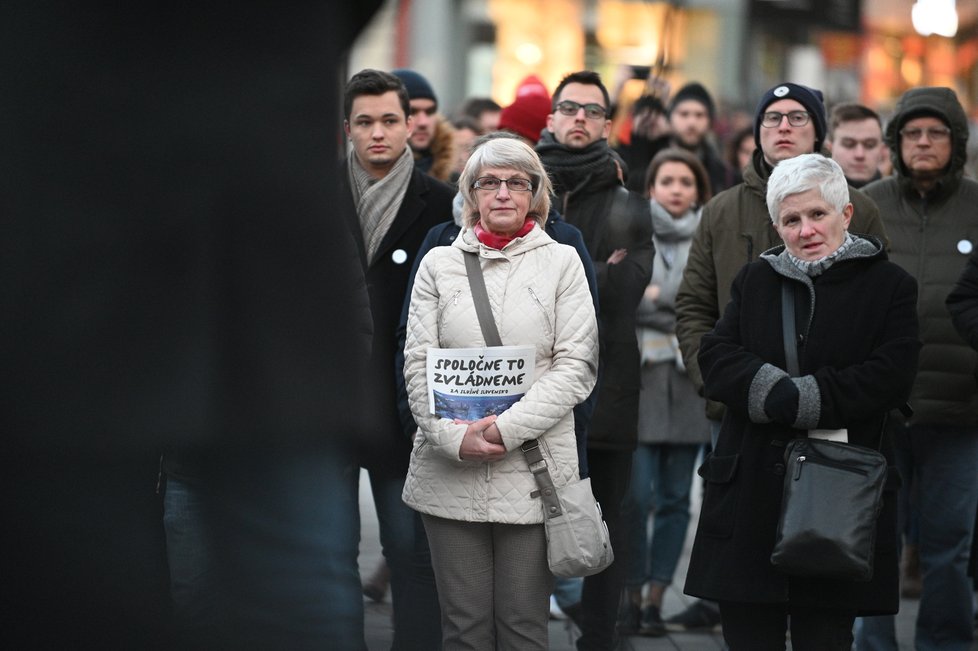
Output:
[673, 83, 886, 638]
[855, 86, 978, 651]
[535, 69, 654, 651]
[826, 103, 888, 188]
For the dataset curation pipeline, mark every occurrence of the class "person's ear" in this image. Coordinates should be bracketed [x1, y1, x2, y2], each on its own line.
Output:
[343, 120, 351, 139]
[602, 118, 612, 140]
[842, 202, 853, 229]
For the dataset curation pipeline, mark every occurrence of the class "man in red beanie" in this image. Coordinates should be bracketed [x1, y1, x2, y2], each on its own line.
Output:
[498, 93, 552, 145]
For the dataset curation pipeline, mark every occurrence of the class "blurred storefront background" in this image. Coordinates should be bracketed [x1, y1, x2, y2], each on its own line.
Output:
[349, 0, 978, 136]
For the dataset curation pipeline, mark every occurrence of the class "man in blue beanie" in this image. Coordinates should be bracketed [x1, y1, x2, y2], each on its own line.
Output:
[670, 84, 888, 637]
[392, 68, 456, 182]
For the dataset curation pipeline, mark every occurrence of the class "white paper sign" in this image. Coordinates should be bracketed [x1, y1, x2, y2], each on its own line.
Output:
[809, 428, 849, 443]
[426, 346, 535, 420]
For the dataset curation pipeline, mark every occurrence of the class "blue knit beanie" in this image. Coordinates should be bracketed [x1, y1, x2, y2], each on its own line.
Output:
[754, 82, 827, 153]
[391, 69, 437, 109]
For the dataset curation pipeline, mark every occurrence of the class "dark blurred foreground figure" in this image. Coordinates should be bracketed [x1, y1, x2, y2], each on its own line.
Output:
[686, 155, 920, 650]
[1, 3, 381, 649]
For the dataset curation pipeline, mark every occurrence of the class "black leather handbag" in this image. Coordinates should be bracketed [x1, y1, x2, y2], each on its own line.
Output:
[769, 280, 887, 582]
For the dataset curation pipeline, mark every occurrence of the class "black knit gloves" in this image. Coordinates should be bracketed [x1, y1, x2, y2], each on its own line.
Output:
[765, 377, 799, 425]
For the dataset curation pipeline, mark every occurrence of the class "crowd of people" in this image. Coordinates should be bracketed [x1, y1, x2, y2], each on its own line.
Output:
[25, 8, 975, 645]
[157, 63, 978, 649]
[221, 64, 978, 650]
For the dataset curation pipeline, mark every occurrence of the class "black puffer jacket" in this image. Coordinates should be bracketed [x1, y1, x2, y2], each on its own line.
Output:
[864, 86, 978, 426]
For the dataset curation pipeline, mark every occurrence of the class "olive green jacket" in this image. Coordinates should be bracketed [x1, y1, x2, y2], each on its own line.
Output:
[863, 86, 978, 426]
[676, 149, 888, 420]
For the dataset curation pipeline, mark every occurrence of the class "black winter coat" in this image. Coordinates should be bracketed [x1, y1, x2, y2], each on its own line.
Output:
[558, 180, 654, 451]
[684, 240, 920, 615]
[343, 166, 455, 472]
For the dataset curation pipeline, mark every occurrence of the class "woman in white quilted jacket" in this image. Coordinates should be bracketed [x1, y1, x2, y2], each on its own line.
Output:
[402, 135, 599, 650]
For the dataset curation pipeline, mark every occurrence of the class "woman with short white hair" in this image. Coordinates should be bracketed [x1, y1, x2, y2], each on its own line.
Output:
[683, 153, 921, 649]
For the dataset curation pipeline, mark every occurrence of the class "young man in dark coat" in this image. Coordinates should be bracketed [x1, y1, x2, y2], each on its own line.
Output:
[858, 85, 978, 651]
[536, 69, 655, 651]
[341, 68, 455, 650]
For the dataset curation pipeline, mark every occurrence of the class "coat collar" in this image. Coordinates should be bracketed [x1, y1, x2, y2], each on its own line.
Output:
[453, 222, 553, 257]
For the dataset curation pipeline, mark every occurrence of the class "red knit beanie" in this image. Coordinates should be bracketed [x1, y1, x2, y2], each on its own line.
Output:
[499, 93, 552, 144]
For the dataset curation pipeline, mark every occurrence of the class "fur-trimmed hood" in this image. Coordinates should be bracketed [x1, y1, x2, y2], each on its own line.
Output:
[413, 116, 456, 183]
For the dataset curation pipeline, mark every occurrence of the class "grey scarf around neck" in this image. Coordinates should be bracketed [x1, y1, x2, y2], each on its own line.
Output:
[348, 146, 414, 264]
[650, 200, 700, 271]
[760, 233, 881, 343]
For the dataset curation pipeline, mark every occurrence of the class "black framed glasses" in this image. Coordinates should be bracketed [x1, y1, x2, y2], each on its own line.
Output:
[554, 100, 607, 120]
[900, 126, 951, 142]
[761, 111, 811, 128]
[472, 177, 534, 192]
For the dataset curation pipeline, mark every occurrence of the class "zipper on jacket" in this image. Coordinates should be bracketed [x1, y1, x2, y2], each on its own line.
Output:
[527, 287, 553, 335]
[452, 289, 461, 306]
[917, 197, 929, 281]
[794, 452, 870, 480]
[741, 233, 754, 262]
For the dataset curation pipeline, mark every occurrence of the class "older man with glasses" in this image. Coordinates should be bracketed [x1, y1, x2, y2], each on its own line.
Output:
[672, 82, 888, 637]
[535, 70, 655, 651]
[857, 86, 978, 651]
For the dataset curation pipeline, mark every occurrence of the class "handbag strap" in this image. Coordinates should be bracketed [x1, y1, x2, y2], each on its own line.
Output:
[463, 251, 502, 347]
[781, 279, 800, 377]
[462, 250, 563, 518]
[782, 277, 892, 452]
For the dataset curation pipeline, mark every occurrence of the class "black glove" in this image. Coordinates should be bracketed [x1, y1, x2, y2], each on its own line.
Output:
[764, 377, 799, 425]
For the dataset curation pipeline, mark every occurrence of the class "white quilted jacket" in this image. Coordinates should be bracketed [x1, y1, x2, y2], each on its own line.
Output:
[401, 225, 599, 524]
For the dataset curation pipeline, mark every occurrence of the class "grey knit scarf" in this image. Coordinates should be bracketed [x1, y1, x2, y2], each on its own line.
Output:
[348, 146, 414, 264]
[785, 232, 873, 277]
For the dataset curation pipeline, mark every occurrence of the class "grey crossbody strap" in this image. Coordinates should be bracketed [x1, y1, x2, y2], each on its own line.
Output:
[462, 249, 562, 517]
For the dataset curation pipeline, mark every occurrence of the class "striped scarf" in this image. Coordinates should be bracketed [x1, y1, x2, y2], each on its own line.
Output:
[348, 146, 414, 264]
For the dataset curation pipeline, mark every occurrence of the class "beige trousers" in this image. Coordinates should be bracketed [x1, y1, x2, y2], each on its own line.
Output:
[421, 514, 554, 650]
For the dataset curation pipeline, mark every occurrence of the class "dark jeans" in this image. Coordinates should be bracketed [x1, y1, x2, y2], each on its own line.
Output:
[163, 450, 365, 650]
[856, 422, 978, 651]
[577, 448, 633, 651]
[718, 601, 855, 651]
[364, 466, 442, 650]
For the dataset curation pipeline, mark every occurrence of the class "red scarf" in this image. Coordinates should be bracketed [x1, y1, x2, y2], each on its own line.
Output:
[474, 217, 536, 250]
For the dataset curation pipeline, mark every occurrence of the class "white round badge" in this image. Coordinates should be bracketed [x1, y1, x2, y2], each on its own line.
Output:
[958, 240, 973, 255]
[392, 249, 408, 265]
[773, 86, 789, 97]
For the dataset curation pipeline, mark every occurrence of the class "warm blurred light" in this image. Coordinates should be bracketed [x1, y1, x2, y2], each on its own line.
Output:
[596, 0, 667, 63]
[488, 0, 584, 104]
[901, 56, 923, 85]
[911, 0, 958, 38]
[515, 42, 543, 66]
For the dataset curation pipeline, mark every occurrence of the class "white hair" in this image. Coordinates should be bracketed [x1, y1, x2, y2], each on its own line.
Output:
[766, 154, 850, 224]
